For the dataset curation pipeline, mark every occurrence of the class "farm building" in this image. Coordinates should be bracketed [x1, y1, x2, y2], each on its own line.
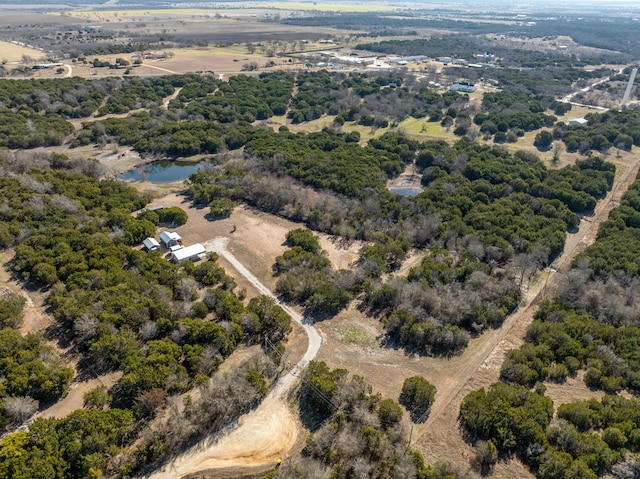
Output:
[170, 244, 206, 263]
[449, 82, 476, 93]
[569, 118, 588, 126]
[159, 231, 181, 248]
[143, 237, 160, 251]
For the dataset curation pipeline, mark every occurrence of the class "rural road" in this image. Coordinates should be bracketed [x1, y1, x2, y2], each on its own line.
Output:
[144, 237, 322, 479]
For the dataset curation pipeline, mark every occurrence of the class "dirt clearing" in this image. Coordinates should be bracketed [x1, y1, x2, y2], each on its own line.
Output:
[142, 192, 363, 289]
[146, 395, 299, 479]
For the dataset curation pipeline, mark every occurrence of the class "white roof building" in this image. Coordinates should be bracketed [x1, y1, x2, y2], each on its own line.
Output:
[170, 243, 206, 263]
[159, 231, 181, 247]
[569, 118, 588, 126]
[143, 237, 160, 251]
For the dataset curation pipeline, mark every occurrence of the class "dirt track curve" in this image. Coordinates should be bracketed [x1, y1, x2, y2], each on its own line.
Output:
[143, 237, 321, 479]
[415, 151, 640, 467]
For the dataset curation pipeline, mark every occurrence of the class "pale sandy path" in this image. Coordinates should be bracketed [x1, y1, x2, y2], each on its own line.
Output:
[144, 237, 321, 478]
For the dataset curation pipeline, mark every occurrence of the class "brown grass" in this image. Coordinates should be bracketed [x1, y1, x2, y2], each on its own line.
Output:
[0, 40, 46, 62]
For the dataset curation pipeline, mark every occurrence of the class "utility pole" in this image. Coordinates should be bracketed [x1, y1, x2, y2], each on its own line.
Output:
[407, 409, 431, 448]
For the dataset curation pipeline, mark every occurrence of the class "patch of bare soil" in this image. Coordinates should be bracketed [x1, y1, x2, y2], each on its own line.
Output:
[148, 396, 299, 479]
[142, 193, 363, 290]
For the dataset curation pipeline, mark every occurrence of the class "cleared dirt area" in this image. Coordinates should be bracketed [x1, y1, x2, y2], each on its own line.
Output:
[0, 250, 51, 335]
[147, 388, 299, 479]
[142, 192, 364, 289]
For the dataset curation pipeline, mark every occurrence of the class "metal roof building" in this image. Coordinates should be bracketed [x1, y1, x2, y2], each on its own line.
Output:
[159, 231, 181, 248]
[170, 243, 206, 263]
[143, 237, 160, 251]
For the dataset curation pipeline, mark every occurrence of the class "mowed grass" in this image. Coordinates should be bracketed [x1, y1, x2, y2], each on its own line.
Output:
[397, 117, 454, 141]
[0, 41, 45, 62]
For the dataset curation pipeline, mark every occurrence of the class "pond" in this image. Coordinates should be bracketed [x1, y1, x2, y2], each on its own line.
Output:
[119, 160, 209, 183]
[389, 187, 423, 197]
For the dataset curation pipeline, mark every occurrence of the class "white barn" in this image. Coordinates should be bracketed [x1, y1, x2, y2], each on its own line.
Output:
[159, 231, 181, 248]
[170, 243, 206, 263]
[569, 118, 588, 126]
[143, 237, 160, 251]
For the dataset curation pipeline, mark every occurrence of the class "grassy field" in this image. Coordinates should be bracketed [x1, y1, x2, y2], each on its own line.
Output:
[0, 40, 45, 62]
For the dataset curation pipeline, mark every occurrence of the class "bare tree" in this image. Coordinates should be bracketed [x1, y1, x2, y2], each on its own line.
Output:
[4, 396, 38, 423]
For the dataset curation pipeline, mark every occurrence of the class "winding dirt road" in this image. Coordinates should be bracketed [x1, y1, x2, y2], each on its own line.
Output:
[143, 237, 321, 479]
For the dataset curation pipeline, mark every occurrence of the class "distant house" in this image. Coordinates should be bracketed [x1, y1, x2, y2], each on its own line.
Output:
[170, 243, 206, 263]
[569, 118, 588, 126]
[143, 237, 160, 251]
[449, 82, 476, 93]
[436, 56, 452, 64]
[159, 231, 181, 248]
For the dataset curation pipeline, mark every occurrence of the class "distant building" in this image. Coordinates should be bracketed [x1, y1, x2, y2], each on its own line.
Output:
[436, 56, 452, 64]
[569, 118, 588, 126]
[170, 243, 206, 263]
[143, 237, 160, 252]
[159, 231, 181, 248]
[450, 82, 476, 93]
[32, 63, 63, 70]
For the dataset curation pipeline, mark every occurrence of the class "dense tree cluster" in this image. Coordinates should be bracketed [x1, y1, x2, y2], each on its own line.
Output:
[474, 90, 557, 142]
[274, 229, 356, 315]
[97, 76, 175, 115]
[459, 169, 640, 477]
[0, 108, 74, 149]
[555, 109, 640, 155]
[460, 381, 640, 478]
[186, 131, 613, 355]
[0, 154, 292, 475]
[182, 72, 293, 122]
[496, 172, 640, 394]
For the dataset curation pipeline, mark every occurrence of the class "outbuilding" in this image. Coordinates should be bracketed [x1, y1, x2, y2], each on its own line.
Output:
[143, 237, 160, 251]
[159, 231, 181, 248]
[569, 118, 588, 126]
[170, 243, 206, 263]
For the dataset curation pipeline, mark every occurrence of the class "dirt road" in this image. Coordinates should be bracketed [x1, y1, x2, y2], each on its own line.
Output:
[144, 237, 322, 479]
[414, 151, 640, 469]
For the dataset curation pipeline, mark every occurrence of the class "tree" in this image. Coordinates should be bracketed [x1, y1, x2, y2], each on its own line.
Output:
[3, 396, 38, 423]
[83, 388, 112, 409]
[133, 388, 167, 419]
[0, 291, 26, 329]
[473, 439, 498, 473]
[157, 206, 188, 226]
[378, 398, 403, 428]
[552, 142, 564, 165]
[399, 376, 436, 422]
[535, 130, 554, 150]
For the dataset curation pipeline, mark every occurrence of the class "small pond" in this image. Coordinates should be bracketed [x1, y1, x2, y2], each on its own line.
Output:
[389, 187, 423, 197]
[119, 160, 209, 183]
